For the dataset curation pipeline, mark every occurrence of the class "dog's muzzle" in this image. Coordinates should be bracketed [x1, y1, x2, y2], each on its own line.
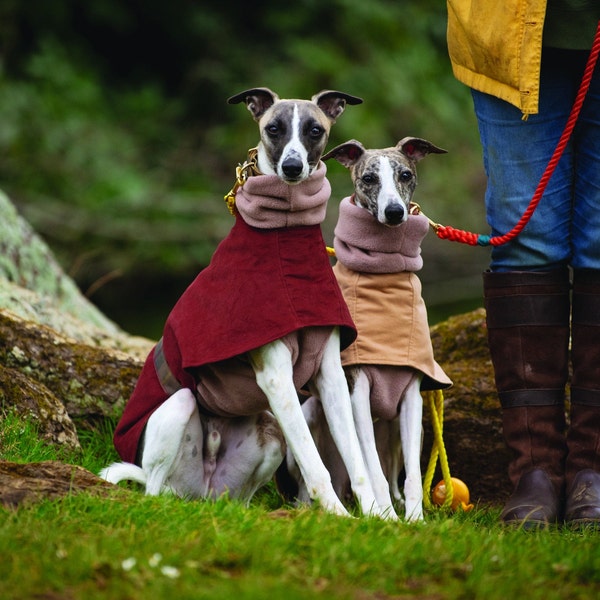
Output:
[384, 203, 406, 225]
[281, 156, 304, 180]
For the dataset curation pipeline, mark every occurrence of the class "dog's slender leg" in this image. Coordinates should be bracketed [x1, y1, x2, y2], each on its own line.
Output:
[298, 396, 350, 504]
[399, 375, 424, 521]
[141, 388, 205, 496]
[349, 369, 398, 518]
[374, 417, 403, 505]
[249, 340, 350, 516]
[312, 329, 392, 519]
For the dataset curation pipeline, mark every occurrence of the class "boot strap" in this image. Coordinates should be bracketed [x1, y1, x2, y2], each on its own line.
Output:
[486, 293, 570, 328]
[570, 389, 600, 407]
[499, 389, 565, 409]
[572, 293, 600, 327]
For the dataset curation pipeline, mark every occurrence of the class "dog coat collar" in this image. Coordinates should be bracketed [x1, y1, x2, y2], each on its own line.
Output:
[235, 162, 331, 229]
[333, 196, 429, 274]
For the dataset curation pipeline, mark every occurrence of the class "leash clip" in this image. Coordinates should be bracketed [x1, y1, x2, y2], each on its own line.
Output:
[409, 202, 442, 233]
[224, 147, 260, 215]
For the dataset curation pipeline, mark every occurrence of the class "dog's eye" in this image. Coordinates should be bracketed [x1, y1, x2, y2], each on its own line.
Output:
[361, 174, 378, 185]
[399, 171, 413, 182]
[309, 125, 325, 138]
[266, 124, 280, 136]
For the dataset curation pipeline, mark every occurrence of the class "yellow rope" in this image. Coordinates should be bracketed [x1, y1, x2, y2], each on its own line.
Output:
[422, 389, 454, 510]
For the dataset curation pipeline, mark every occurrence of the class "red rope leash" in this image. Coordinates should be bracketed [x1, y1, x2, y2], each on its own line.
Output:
[435, 20, 600, 247]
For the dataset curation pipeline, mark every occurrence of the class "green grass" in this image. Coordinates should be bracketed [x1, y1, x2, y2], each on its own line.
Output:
[1, 414, 599, 600]
[0, 409, 119, 472]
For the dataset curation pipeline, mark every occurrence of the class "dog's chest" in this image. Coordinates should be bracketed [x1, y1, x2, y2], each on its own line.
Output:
[334, 264, 428, 364]
[332, 262, 452, 390]
[334, 263, 433, 370]
[194, 327, 331, 417]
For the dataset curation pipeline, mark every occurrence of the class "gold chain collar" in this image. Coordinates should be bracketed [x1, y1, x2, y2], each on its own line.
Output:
[223, 147, 261, 215]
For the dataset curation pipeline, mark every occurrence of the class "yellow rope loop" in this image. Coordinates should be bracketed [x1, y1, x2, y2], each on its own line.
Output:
[223, 147, 260, 215]
[422, 389, 454, 511]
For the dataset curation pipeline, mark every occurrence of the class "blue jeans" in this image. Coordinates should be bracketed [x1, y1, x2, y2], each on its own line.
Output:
[473, 48, 600, 272]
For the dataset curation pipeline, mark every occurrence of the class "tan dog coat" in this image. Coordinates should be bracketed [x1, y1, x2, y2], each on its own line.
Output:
[332, 196, 451, 420]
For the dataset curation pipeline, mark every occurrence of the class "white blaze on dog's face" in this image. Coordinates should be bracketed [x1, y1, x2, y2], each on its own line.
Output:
[323, 138, 447, 226]
[354, 153, 417, 226]
[256, 101, 332, 183]
[227, 88, 363, 184]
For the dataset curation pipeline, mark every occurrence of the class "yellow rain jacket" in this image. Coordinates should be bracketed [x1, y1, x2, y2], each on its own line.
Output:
[447, 0, 599, 115]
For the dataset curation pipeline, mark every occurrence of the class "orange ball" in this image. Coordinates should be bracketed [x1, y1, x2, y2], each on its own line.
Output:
[432, 477, 474, 511]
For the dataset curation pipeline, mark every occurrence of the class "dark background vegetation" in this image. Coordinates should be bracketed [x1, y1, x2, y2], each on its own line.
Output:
[0, 0, 490, 339]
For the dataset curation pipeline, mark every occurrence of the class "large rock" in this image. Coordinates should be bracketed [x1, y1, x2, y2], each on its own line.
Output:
[0, 308, 148, 447]
[0, 191, 156, 507]
[0, 190, 152, 449]
[0, 189, 152, 357]
[0, 363, 81, 451]
[0, 307, 148, 418]
[0, 190, 119, 334]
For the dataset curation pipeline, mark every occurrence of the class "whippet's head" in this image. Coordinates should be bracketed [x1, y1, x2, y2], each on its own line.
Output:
[323, 138, 447, 226]
[228, 88, 362, 184]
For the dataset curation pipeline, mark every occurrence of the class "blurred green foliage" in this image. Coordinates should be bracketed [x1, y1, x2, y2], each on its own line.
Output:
[0, 0, 489, 335]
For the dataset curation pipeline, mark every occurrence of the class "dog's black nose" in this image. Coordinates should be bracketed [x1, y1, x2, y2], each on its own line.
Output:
[384, 203, 406, 225]
[281, 157, 304, 179]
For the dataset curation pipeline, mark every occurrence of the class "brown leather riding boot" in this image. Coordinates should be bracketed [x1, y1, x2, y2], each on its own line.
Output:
[484, 269, 570, 527]
[500, 406, 567, 526]
[566, 270, 600, 525]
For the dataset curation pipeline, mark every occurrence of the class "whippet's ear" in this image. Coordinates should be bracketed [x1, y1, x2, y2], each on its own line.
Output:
[227, 87, 280, 121]
[397, 137, 447, 162]
[322, 140, 366, 167]
[312, 91, 363, 123]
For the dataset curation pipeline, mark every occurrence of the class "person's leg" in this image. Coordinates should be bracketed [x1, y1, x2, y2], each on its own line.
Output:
[483, 269, 570, 526]
[474, 49, 586, 525]
[472, 50, 585, 272]
[566, 271, 600, 524]
[571, 46, 600, 271]
[564, 51, 600, 526]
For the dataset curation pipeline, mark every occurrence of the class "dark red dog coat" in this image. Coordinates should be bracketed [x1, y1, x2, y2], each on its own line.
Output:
[113, 163, 356, 463]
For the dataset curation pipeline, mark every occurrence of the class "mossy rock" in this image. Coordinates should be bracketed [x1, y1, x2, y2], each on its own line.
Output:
[0, 309, 147, 429]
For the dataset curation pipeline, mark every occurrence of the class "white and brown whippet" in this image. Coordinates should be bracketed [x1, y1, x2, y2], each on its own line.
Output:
[101, 89, 398, 519]
[278, 139, 452, 521]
